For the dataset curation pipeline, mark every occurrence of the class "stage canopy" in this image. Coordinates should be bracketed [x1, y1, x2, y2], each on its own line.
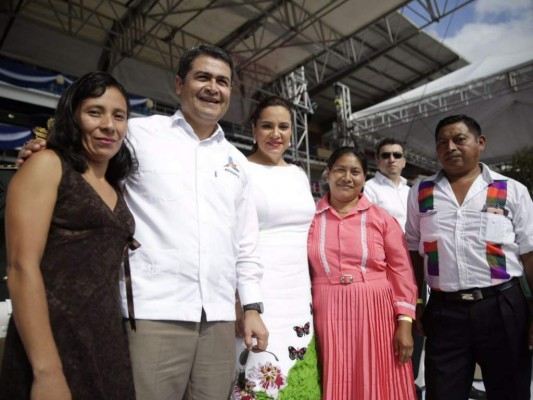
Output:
[349, 51, 533, 170]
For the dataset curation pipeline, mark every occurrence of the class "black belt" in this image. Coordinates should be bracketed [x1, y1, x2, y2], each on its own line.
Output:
[430, 277, 519, 302]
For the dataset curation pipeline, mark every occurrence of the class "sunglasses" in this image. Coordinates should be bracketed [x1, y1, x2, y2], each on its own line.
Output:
[237, 348, 279, 390]
[379, 152, 403, 160]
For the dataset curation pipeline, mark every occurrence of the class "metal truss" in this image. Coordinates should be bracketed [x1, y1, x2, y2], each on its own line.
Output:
[2, 0, 343, 94]
[331, 81, 440, 171]
[5, 0, 200, 70]
[332, 82, 356, 148]
[221, 0, 349, 93]
[303, 0, 475, 96]
[351, 61, 533, 136]
[270, 66, 314, 177]
[3, 0, 472, 99]
[348, 61, 533, 171]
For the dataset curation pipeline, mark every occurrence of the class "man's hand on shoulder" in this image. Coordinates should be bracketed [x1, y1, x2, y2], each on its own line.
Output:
[16, 139, 47, 167]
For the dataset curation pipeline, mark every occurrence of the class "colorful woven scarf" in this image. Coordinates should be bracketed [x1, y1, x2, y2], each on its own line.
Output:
[418, 180, 435, 213]
[485, 180, 509, 282]
[417, 178, 510, 284]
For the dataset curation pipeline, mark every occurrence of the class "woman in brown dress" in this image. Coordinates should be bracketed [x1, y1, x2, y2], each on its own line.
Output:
[0, 72, 137, 400]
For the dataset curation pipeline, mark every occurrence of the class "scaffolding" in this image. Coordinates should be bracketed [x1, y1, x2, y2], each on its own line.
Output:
[332, 82, 356, 148]
[347, 60, 533, 171]
[272, 66, 314, 178]
[332, 82, 440, 171]
[351, 61, 533, 134]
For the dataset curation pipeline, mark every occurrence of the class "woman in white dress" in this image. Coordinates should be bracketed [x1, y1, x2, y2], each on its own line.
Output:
[232, 96, 321, 400]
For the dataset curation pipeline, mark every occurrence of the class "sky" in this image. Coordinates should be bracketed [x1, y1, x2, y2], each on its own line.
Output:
[405, 0, 533, 63]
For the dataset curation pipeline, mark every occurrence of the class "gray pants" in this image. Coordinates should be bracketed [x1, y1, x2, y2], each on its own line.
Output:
[126, 313, 235, 400]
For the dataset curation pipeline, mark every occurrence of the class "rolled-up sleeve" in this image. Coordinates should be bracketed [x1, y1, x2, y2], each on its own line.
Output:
[510, 181, 533, 255]
[405, 183, 421, 253]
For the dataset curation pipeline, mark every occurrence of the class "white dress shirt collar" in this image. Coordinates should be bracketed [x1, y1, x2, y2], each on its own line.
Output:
[374, 171, 407, 188]
[170, 109, 226, 144]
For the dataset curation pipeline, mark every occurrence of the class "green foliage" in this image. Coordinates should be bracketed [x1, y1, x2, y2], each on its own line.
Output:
[501, 146, 533, 197]
[255, 335, 321, 400]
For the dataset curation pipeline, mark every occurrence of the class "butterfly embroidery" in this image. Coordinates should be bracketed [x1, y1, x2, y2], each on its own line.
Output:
[288, 346, 307, 361]
[293, 322, 310, 337]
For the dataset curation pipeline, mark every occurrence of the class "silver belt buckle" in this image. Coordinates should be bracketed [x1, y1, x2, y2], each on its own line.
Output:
[340, 274, 353, 284]
[460, 293, 475, 301]
[460, 290, 483, 301]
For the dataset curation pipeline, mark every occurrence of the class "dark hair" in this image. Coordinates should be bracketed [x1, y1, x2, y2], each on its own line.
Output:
[177, 45, 235, 83]
[327, 146, 368, 175]
[47, 71, 134, 189]
[375, 137, 404, 155]
[435, 114, 482, 139]
[249, 96, 293, 155]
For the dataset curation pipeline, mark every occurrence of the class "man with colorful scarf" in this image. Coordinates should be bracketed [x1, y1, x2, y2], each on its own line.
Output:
[405, 114, 533, 400]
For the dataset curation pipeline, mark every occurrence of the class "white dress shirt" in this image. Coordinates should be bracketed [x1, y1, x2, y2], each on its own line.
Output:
[364, 171, 410, 231]
[405, 163, 533, 292]
[119, 110, 263, 322]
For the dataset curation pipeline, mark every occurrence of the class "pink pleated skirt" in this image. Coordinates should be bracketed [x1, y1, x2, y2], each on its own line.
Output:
[312, 276, 416, 400]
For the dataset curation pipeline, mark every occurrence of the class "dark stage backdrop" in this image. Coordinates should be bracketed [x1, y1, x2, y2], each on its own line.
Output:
[0, 166, 15, 301]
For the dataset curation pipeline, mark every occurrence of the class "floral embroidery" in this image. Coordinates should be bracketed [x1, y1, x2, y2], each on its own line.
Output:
[249, 361, 287, 399]
[233, 379, 257, 400]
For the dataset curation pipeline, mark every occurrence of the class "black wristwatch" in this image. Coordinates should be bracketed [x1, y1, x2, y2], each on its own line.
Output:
[243, 302, 264, 314]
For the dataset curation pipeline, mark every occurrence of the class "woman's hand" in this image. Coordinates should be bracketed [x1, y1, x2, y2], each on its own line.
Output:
[393, 320, 414, 364]
[32, 370, 71, 400]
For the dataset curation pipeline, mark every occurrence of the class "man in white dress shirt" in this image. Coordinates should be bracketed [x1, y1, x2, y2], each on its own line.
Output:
[406, 114, 533, 400]
[364, 138, 431, 399]
[364, 138, 409, 230]
[18, 45, 268, 400]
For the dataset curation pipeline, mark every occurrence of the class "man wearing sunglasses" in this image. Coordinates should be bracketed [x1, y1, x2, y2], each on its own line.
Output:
[364, 138, 430, 399]
[364, 138, 409, 230]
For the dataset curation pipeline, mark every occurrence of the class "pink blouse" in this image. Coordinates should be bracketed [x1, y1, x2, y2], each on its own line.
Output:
[307, 194, 417, 318]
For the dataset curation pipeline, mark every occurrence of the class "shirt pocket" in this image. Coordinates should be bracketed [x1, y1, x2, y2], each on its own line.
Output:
[126, 248, 182, 302]
[208, 166, 244, 218]
[480, 212, 514, 244]
[134, 157, 184, 204]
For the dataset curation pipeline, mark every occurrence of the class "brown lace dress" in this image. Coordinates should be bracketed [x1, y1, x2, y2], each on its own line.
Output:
[0, 156, 136, 400]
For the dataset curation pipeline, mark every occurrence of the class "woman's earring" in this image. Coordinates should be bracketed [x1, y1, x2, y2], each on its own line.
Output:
[288, 142, 292, 147]
[253, 138, 256, 144]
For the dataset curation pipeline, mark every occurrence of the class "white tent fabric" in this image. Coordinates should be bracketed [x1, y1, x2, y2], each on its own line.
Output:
[350, 51, 533, 167]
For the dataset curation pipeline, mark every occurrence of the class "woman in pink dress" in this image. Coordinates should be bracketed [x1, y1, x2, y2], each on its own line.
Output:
[307, 146, 417, 399]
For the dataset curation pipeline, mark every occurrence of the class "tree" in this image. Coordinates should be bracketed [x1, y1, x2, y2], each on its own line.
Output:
[500, 146, 533, 197]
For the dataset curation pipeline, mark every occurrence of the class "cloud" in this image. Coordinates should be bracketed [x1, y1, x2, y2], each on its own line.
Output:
[439, 0, 533, 62]
[446, 18, 533, 62]
[474, 0, 532, 19]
